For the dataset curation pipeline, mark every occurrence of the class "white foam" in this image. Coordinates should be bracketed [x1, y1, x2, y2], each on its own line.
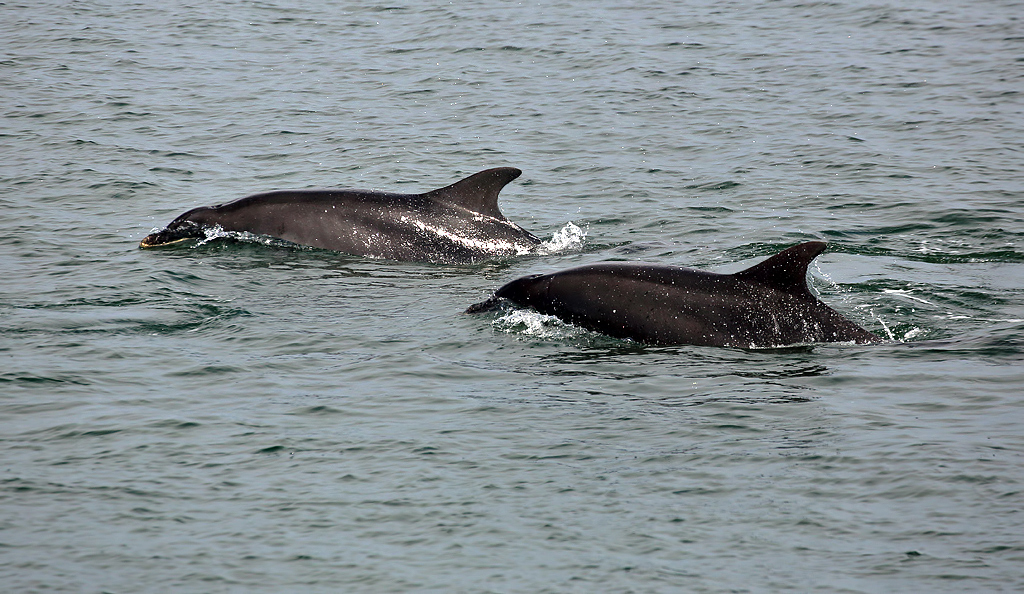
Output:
[196, 225, 228, 245]
[195, 226, 296, 248]
[492, 308, 586, 341]
[538, 221, 587, 255]
[902, 327, 927, 340]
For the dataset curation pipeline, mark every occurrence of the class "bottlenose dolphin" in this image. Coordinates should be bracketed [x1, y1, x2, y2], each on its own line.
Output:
[140, 167, 540, 264]
[467, 241, 880, 348]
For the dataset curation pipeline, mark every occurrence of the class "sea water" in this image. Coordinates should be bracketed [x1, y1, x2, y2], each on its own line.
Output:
[2, 1, 1023, 592]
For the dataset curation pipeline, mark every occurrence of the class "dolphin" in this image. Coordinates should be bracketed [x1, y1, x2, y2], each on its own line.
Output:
[140, 167, 540, 264]
[467, 241, 880, 348]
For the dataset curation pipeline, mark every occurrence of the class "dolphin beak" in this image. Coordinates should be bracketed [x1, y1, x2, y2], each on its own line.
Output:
[139, 230, 195, 249]
[465, 296, 502, 314]
[139, 222, 205, 249]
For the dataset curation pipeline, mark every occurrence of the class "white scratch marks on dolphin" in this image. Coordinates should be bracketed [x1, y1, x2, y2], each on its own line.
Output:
[402, 217, 535, 256]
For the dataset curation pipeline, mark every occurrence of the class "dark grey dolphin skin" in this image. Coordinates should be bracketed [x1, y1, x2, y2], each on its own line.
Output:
[140, 167, 540, 264]
[467, 241, 880, 348]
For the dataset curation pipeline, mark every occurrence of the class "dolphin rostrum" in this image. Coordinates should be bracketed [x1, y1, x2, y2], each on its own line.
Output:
[467, 241, 880, 348]
[140, 167, 540, 264]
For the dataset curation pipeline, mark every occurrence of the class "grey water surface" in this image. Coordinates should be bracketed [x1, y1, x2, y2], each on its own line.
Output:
[3, 1, 1023, 592]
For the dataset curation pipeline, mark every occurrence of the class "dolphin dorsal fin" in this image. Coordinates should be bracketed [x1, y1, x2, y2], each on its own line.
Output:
[425, 167, 522, 219]
[732, 241, 828, 297]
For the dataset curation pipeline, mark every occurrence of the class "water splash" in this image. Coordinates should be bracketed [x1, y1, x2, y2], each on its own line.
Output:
[872, 310, 898, 341]
[492, 308, 586, 341]
[537, 221, 586, 255]
[882, 288, 935, 305]
[193, 226, 307, 249]
[902, 327, 927, 340]
[195, 225, 229, 246]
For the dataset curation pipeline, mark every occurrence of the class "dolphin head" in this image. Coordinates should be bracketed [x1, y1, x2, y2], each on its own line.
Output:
[139, 219, 205, 248]
[493, 274, 547, 304]
[465, 274, 547, 314]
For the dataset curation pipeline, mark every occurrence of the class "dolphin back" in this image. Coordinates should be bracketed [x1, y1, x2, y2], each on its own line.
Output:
[139, 167, 537, 263]
[469, 242, 881, 348]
